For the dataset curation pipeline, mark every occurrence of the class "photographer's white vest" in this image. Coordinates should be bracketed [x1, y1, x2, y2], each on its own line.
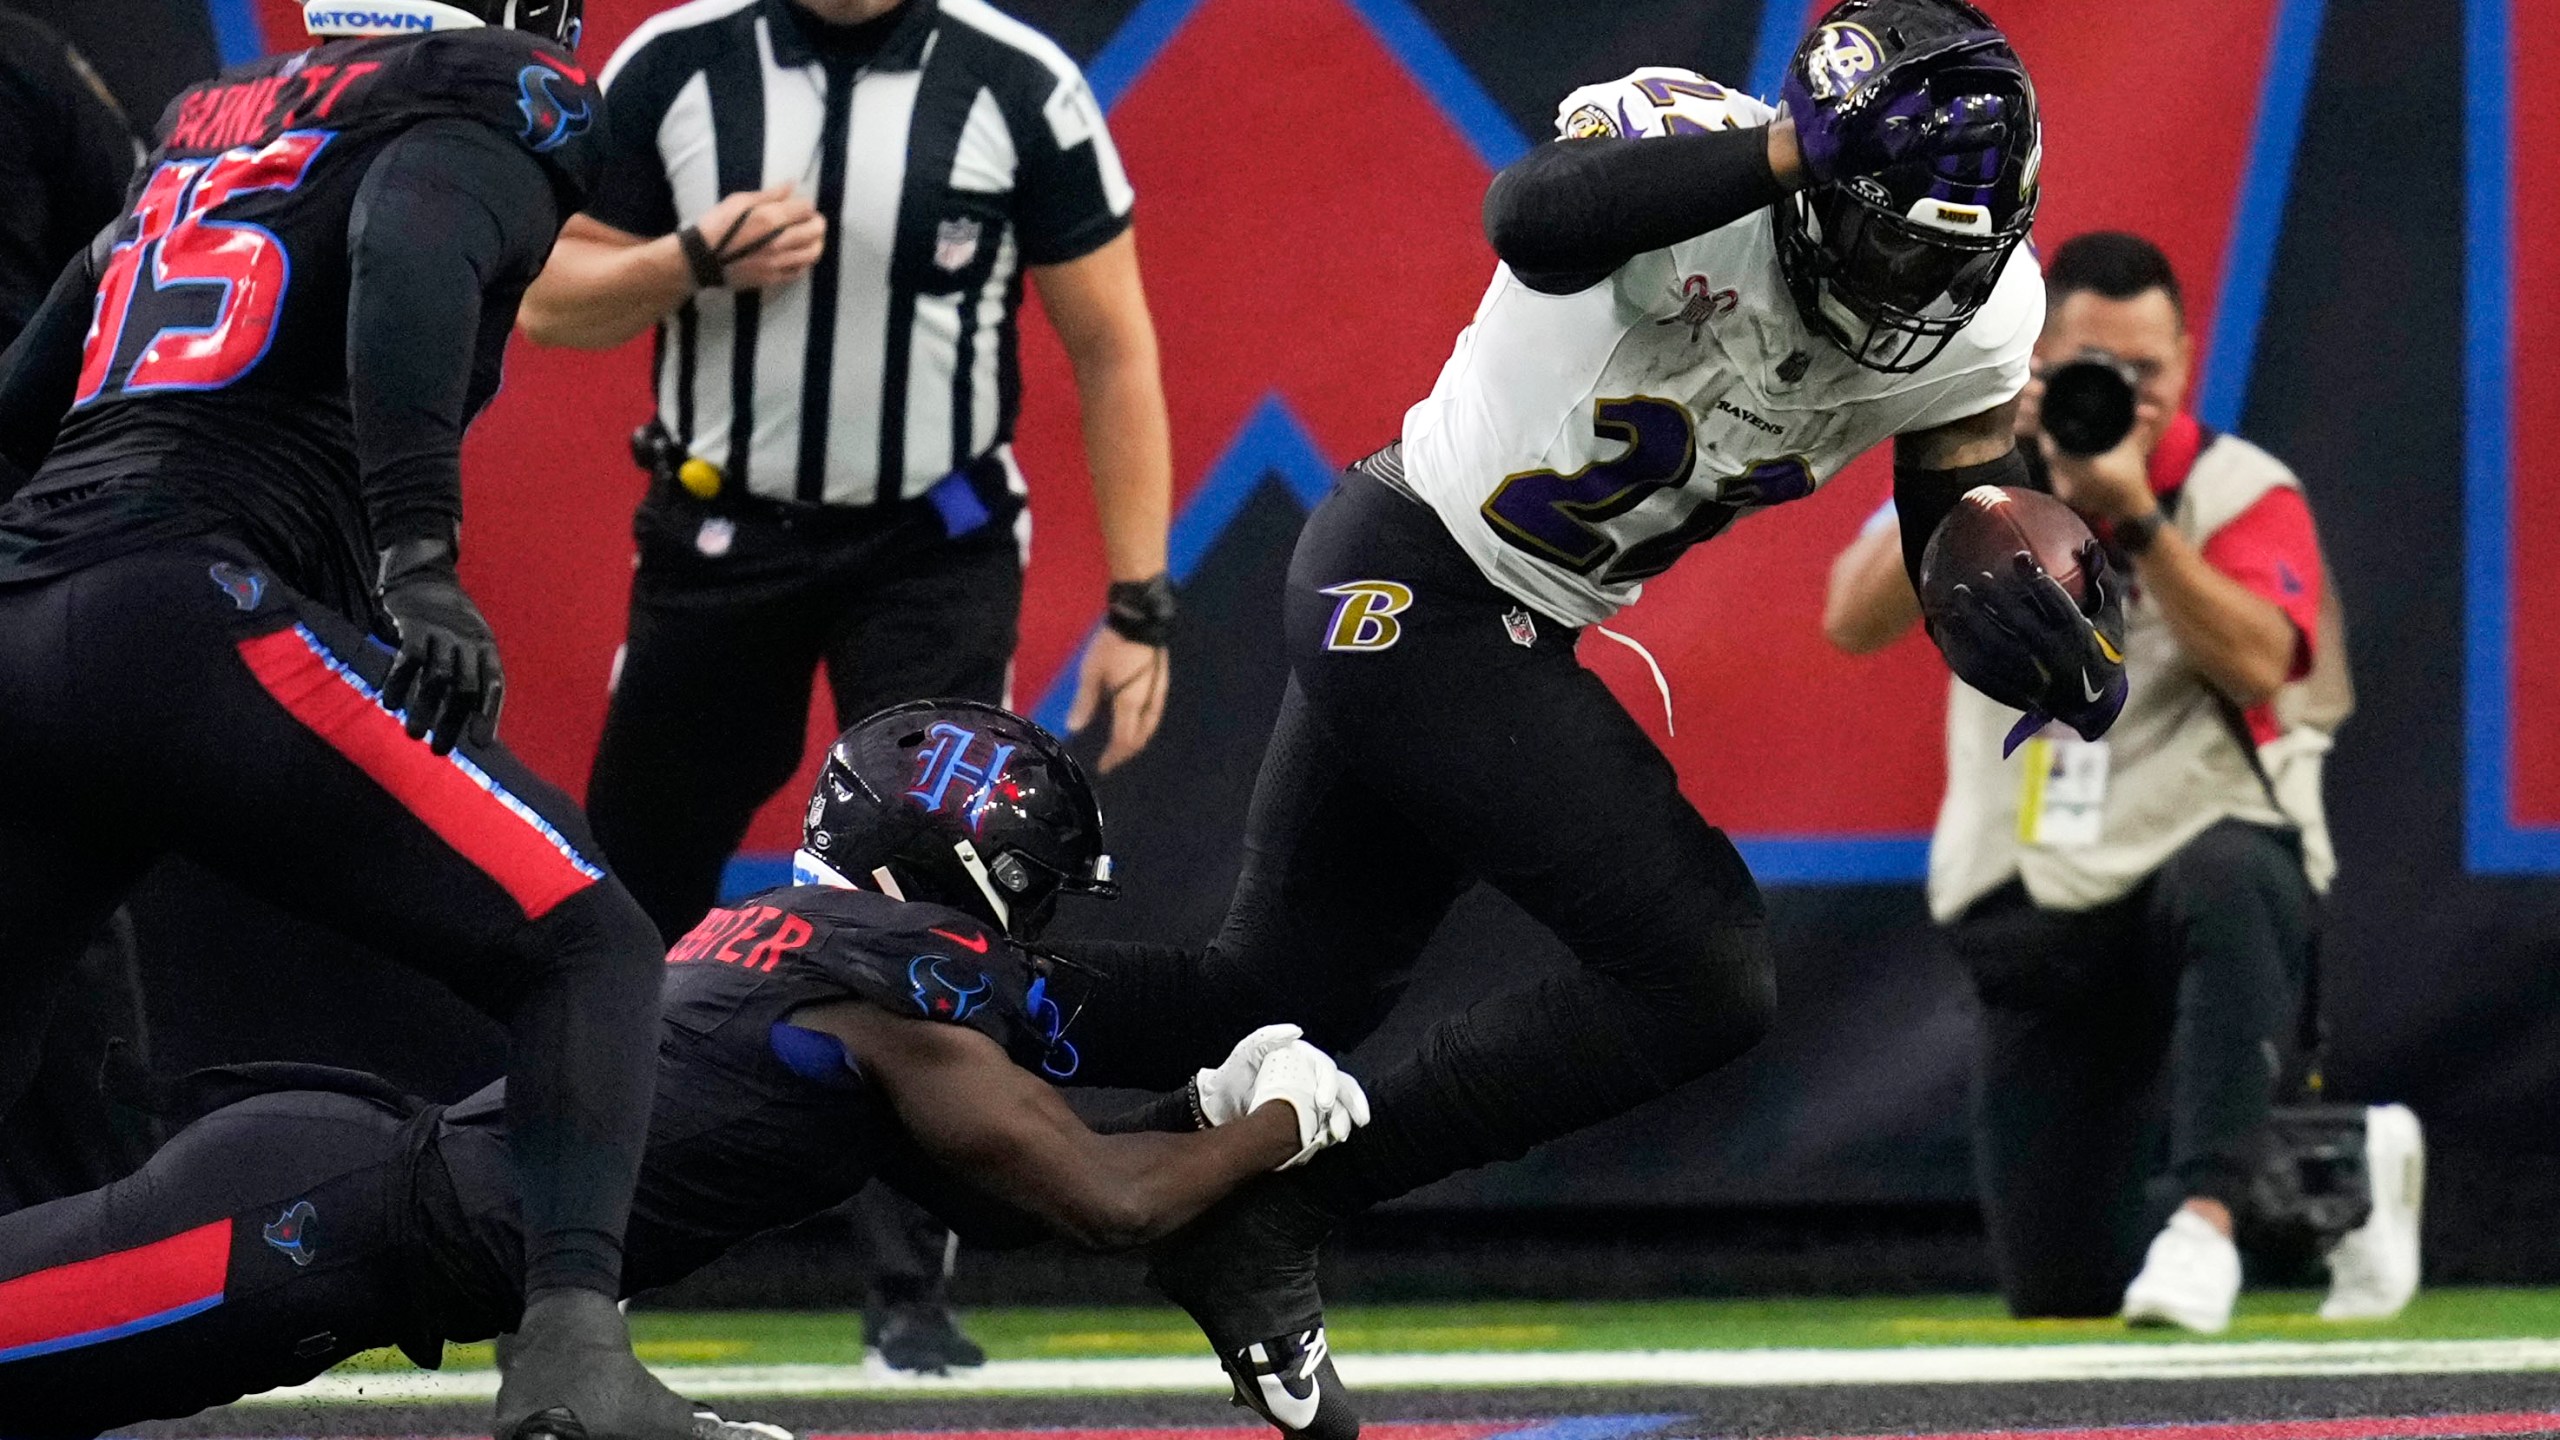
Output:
[1927, 429, 2352, 923]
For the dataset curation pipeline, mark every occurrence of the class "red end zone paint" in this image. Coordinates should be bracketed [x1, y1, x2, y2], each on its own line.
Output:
[0, 1218, 229, 1362]
[1762, 1413, 2560, 1440]
[808, 1414, 1505, 1424]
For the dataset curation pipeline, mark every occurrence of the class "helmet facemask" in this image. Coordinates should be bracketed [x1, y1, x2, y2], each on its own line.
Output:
[1774, 17, 2041, 374]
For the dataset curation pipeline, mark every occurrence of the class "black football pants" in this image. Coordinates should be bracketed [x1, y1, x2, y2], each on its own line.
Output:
[0, 540, 664, 1301]
[0, 1090, 426, 1439]
[587, 497, 1021, 944]
[1073, 470, 1776, 1226]
[1947, 819, 2315, 1317]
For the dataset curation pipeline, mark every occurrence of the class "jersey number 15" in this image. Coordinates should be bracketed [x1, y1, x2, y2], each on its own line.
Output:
[76, 130, 333, 405]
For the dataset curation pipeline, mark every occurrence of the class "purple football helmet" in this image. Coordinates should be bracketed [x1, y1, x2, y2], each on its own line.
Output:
[1775, 0, 2041, 373]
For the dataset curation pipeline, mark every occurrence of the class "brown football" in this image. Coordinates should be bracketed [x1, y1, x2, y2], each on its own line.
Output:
[1918, 485, 2097, 621]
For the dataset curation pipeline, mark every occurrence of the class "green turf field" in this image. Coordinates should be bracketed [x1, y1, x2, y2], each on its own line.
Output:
[348, 1288, 2560, 1373]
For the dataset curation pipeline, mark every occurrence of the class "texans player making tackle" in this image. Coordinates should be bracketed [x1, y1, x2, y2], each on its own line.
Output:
[0, 0, 766, 1435]
[1018, 4, 2130, 1436]
[0, 702, 1377, 1440]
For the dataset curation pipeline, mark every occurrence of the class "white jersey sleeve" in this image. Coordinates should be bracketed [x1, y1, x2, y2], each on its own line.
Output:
[1552, 67, 1772, 143]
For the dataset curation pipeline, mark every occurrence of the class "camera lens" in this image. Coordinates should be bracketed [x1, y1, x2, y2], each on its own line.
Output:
[2041, 356, 2139, 457]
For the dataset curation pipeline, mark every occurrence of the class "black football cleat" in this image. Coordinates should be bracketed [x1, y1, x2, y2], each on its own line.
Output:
[1147, 1188, 1356, 1440]
[866, 1299, 989, 1375]
[496, 1289, 697, 1440]
[1220, 1325, 1358, 1440]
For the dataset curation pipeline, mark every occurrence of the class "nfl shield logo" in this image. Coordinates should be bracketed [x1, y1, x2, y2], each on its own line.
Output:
[934, 217, 982, 272]
[1502, 607, 1537, 648]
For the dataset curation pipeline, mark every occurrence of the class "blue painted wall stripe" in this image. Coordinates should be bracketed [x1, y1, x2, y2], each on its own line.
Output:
[1747, 0, 1804, 102]
[1083, 0, 1203, 110]
[2459, 0, 2558, 871]
[204, 0, 267, 66]
[2193, 0, 2329, 430]
[1344, 0, 1531, 171]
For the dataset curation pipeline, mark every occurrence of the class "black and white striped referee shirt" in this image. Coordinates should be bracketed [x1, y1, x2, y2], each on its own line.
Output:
[589, 0, 1133, 507]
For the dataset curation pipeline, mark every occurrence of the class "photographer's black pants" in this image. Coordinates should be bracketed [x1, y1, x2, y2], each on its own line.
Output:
[1948, 819, 2314, 1317]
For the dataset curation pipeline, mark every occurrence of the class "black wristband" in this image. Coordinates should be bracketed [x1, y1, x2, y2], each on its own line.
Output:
[376, 531, 461, 590]
[676, 224, 724, 290]
[1106, 572, 1177, 647]
[2114, 509, 2167, 556]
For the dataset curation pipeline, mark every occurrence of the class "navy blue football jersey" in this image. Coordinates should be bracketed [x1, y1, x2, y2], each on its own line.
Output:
[1, 28, 603, 615]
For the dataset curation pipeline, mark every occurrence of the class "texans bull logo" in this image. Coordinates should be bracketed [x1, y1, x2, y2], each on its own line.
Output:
[516, 57, 592, 154]
[263, 1199, 318, 1267]
[909, 954, 992, 1021]
[208, 561, 264, 612]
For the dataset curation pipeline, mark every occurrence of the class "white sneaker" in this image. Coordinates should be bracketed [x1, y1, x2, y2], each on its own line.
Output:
[2322, 1103, 2425, 1321]
[2123, 1208, 2242, 1333]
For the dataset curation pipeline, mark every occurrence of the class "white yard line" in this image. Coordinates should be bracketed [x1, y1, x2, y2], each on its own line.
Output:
[238, 1338, 2560, 1405]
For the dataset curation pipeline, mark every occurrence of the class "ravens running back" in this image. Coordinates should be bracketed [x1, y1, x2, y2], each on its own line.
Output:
[1030, 4, 2130, 1436]
[0, 2, 699, 1435]
[0, 703, 1369, 1439]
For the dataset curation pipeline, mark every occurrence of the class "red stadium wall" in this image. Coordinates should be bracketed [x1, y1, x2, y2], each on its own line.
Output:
[238, 0, 2326, 869]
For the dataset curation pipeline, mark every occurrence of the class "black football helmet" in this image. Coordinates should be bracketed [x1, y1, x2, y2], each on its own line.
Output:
[1774, 0, 2040, 373]
[798, 700, 1116, 941]
[302, 0, 583, 50]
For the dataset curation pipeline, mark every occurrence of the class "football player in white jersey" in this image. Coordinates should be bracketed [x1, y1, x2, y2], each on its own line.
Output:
[1046, 5, 2124, 1436]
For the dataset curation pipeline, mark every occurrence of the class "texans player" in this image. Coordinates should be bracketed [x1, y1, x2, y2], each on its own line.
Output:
[1043, 4, 2127, 1435]
[0, 703, 1371, 1439]
[0, 2, 700, 1434]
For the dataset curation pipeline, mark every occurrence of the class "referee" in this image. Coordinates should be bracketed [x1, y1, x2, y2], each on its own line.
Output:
[519, 0, 1174, 1370]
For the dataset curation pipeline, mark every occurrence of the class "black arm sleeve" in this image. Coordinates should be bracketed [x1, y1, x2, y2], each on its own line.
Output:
[1483, 129, 1784, 296]
[0, 234, 106, 495]
[1893, 444, 2032, 596]
[346, 117, 562, 550]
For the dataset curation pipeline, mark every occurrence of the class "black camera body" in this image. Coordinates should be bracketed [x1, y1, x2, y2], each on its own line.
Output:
[2040, 351, 2142, 457]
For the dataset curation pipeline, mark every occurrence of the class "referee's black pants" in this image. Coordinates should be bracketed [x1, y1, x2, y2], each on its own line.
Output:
[587, 494, 1021, 942]
[0, 539, 665, 1303]
[1946, 820, 2315, 1318]
[585, 493, 1019, 1318]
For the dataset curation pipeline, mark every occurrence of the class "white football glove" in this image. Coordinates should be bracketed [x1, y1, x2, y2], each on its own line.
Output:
[1194, 1023, 1305, 1127]
[1248, 1039, 1372, 1169]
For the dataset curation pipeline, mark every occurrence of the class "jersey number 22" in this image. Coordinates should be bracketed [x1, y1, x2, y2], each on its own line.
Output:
[76, 130, 333, 405]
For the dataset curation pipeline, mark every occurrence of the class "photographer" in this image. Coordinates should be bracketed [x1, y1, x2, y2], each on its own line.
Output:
[1823, 232, 2416, 1331]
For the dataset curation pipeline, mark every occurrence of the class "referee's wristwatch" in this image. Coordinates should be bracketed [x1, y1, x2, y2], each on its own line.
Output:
[1106, 573, 1176, 647]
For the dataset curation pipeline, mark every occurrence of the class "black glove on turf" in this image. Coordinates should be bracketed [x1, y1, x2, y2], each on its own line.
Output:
[1938, 539, 2129, 755]
[377, 535, 504, 757]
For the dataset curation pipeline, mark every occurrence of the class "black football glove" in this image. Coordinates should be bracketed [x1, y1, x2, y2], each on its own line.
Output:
[1935, 539, 2128, 755]
[376, 535, 504, 756]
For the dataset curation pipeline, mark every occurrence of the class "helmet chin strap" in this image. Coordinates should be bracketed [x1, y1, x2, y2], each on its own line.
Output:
[303, 0, 487, 35]
[948, 837, 1014, 931]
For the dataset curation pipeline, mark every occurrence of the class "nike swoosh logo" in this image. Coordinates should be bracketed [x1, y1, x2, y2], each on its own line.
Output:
[2081, 669, 2103, 703]
[1254, 1362, 1322, 1430]
[930, 927, 990, 954]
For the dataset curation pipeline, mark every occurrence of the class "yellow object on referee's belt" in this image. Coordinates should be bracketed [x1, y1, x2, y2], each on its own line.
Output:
[678, 455, 724, 500]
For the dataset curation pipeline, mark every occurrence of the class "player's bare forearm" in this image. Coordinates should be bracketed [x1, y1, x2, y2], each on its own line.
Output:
[2126, 522, 2300, 706]
[1824, 515, 1922, 655]
[1036, 231, 1171, 582]
[1891, 399, 2023, 592]
[799, 1000, 1297, 1249]
[520, 215, 693, 351]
